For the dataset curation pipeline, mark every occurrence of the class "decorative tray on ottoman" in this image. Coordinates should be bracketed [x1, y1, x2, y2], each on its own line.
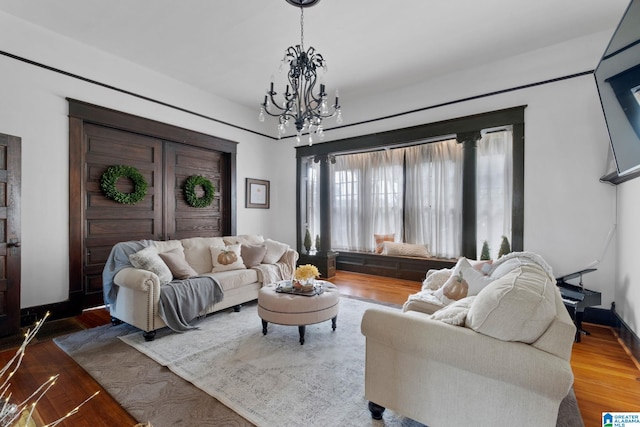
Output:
[275, 280, 325, 296]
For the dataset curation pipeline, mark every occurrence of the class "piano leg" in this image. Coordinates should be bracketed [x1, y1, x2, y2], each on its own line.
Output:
[575, 310, 592, 342]
[565, 305, 581, 343]
[572, 307, 581, 343]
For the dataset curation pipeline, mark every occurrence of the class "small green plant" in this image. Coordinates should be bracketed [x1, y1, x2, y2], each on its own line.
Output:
[315, 234, 321, 252]
[303, 228, 312, 253]
[498, 235, 512, 258]
[480, 240, 491, 260]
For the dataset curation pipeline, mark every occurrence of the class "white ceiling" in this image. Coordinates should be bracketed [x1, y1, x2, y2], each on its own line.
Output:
[0, 0, 630, 116]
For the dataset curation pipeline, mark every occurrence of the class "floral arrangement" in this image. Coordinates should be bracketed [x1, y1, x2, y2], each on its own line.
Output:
[294, 264, 320, 281]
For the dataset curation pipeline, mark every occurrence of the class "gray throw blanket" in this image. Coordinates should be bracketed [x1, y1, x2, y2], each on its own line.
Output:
[158, 276, 224, 332]
[102, 240, 154, 308]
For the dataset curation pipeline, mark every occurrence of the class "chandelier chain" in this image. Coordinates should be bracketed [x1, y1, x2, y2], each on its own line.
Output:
[300, 7, 304, 52]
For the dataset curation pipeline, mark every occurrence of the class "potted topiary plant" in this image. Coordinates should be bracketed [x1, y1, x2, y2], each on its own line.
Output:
[315, 234, 321, 252]
[480, 240, 491, 260]
[498, 235, 511, 258]
[304, 228, 312, 254]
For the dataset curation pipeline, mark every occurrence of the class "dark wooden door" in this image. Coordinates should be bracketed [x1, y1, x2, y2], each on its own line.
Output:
[82, 124, 163, 308]
[164, 142, 225, 240]
[0, 134, 21, 336]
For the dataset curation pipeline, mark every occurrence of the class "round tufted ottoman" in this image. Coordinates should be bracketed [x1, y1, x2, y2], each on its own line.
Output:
[258, 281, 340, 345]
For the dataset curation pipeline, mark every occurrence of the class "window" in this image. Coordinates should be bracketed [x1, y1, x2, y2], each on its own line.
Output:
[306, 132, 512, 258]
[296, 106, 525, 260]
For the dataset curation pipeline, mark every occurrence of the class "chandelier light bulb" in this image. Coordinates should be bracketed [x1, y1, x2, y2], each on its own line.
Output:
[258, 108, 266, 122]
[336, 109, 343, 124]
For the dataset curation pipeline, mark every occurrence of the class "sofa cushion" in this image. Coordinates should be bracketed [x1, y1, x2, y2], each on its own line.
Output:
[402, 295, 446, 315]
[129, 246, 173, 285]
[430, 296, 475, 326]
[223, 234, 265, 246]
[242, 243, 267, 267]
[154, 240, 183, 254]
[159, 248, 198, 280]
[263, 239, 289, 264]
[382, 242, 430, 258]
[465, 264, 557, 343]
[206, 268, 259, 291]
[181, 237, 225, 274]
[374, 233, 394, 254]
[211, 244, 245, 272]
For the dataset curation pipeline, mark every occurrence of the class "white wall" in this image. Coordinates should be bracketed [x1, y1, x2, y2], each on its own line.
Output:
[0, 12, 295, 308]
[0, 9, 628, 337]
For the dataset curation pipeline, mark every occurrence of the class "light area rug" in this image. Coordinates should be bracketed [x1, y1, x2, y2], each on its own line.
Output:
[54, 297, 583, 427]
[118, 297, 412, 427]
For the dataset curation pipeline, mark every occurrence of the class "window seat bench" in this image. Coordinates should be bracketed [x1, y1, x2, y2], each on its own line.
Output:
[336, 251, 456, 282]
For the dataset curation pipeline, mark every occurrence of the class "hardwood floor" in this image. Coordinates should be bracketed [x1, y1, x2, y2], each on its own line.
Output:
[1, 270, 639, 426]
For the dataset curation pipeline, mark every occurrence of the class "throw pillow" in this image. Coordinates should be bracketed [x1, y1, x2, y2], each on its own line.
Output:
[374, 233, 395, 254]
[158, 248, 198, 280]
[430, 296, 475, 326]
[129, 246, 173, 285]
[262, 239, 289, 264]
[437, 271, 469, 303]
[434, 258, 468, 304]
[465, 264, 557, 343]
[382, 242, 431, 258]
[241, 243, 268, 268]
[210, 244, 246, 272]
[456, 257, 494, 296]
[422, 268, 452, 291]
[487, 257, 523, 280]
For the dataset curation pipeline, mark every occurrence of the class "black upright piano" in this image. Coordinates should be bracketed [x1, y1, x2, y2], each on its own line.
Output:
[556, 268, 602, 342]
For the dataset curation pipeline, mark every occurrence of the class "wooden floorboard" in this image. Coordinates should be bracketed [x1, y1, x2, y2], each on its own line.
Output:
[0, 270, 638, 426]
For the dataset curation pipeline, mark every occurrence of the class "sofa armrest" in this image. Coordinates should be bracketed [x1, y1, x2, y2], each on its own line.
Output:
[278, 248, 299, 271]
[361, 308, 573, 398]
[114, 267, 161, 294]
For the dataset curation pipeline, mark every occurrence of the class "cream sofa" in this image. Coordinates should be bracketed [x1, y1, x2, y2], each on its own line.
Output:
[361, 253, 577, 427]
[103, 235, 298, 340]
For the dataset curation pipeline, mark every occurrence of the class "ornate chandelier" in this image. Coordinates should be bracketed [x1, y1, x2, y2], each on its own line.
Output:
[258, 0, 342, 145]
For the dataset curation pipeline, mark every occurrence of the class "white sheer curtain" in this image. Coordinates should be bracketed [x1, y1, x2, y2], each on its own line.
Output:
[476, 128, 513, 258]
[305, 158, 321, 250]
[404, 139, 463, 258]
[331, 149, 404, 251]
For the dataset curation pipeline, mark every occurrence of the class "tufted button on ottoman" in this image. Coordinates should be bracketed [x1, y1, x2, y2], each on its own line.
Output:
[258, 281, 340, 345]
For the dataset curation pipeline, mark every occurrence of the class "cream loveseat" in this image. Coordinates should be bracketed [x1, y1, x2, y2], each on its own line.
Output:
[361, 252, 577, 427]
[103, 235, 298, 340]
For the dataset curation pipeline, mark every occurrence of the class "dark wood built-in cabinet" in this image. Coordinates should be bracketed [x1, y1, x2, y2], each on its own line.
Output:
[68, 100, 237, 312]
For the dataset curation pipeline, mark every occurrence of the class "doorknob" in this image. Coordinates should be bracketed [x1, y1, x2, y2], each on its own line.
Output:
[7, 240, 20, 248]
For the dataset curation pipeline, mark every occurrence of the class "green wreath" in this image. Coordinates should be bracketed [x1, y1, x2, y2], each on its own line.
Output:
[100, 165, 148, 205]
[184, 175, 215, 208]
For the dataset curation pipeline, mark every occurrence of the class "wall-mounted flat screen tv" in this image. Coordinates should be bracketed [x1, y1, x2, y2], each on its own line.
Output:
[595, 0, 640, 179]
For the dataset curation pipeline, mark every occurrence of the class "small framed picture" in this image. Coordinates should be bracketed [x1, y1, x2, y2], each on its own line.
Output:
[246, 178, 270, 209]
